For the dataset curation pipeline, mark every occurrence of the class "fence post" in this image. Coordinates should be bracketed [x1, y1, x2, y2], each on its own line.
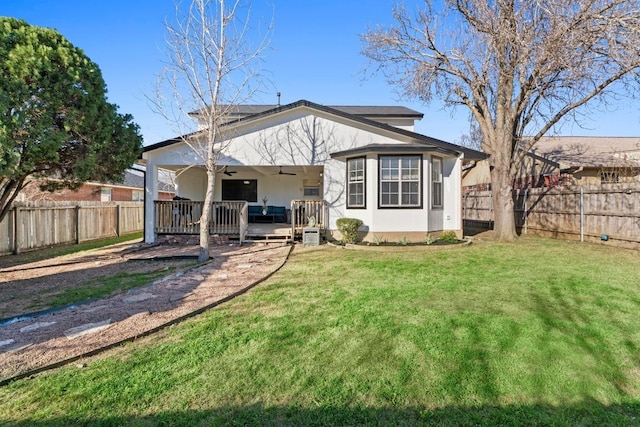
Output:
[116, 204, 121, 237]
[75, 205, 81, 244]
[523, 189, 528, 235]
[13, 206, 20, 255]
[580, 187, 584, 243]
[489, 190, 493, 228]
[463, 192, 468, 230]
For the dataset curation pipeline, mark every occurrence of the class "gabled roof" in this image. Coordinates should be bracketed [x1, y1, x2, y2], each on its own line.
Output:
[144, 99, 486, 160]
[188, 104, 424, 120]
[532, 136, 640, 169]
[330, 144, 463, 159]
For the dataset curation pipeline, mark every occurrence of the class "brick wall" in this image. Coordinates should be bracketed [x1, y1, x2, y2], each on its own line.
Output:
[20, 181, 174, 202]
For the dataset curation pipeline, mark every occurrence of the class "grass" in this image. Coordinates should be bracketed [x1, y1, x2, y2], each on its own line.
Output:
[45, 266, 180, 310]
[2, 236, 640, 425]
[0, 232, 143, 267]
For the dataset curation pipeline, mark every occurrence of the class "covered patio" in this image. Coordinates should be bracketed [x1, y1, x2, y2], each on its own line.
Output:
[142, 153, 328, 243]
[153, 198, 328, 242]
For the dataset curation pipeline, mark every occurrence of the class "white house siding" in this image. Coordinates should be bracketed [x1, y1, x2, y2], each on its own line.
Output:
[175, 167, 206, 200]
[375, 119, 415, 131]
[432, 156, 462, 234]
[231, 114, 410, 166]
[217, 113, 417, 228]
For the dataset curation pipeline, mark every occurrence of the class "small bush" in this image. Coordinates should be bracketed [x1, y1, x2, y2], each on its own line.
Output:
[424, 233, 435, 245]
[336, 218, 363, 244]
[372, 234, 385, 246]
[438, 231, 459, 243]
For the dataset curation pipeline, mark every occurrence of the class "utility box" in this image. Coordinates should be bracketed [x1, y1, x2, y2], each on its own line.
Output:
[302, 227, 320, 245]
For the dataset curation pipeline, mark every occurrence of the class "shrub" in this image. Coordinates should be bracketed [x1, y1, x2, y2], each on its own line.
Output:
[372, 234, 385, 246]
[438, 231, 459, 243]
[336, 218, 363, 244]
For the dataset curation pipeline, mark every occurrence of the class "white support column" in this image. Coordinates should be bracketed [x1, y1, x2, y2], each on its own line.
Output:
[452, 155, 463, 233]
[145, 162, 159, 243]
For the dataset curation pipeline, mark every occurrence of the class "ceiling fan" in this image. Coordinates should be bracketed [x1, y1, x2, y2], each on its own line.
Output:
[223, 166, 237, 176]
[275, 166, 296, 176]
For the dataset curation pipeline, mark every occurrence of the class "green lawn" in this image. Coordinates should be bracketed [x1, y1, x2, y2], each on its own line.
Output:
[2, 237, 640, 426]
[0, 233, 143, 268]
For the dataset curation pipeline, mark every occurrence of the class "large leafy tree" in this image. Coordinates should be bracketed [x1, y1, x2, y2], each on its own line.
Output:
[0, 17, 142, 222]
[363, 0, 640, 240]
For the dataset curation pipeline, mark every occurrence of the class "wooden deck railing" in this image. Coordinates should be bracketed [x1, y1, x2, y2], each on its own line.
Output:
[154, 200, 248, 239]
[291, 200, 328, 236]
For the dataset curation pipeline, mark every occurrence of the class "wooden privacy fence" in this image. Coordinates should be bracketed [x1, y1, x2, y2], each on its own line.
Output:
[463, 183, 640, 248]
[0, 201, 144, 254]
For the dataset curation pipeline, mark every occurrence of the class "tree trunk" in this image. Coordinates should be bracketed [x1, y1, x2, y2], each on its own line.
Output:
[198, 168, 216, 262]
[490, 151, 518, 241]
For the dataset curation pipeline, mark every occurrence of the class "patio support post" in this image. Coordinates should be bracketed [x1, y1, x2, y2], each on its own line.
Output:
[144, 162, 159, 243]
[290, 200, 295, 240]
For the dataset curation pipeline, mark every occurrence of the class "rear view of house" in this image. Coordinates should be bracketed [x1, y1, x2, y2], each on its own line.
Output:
[140, 100, 484, 243]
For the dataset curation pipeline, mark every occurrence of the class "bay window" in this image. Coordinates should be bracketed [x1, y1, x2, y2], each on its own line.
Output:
[379, 155, 422, 208]
[432, 156, 443, 208]
[347, 157, 365, 208]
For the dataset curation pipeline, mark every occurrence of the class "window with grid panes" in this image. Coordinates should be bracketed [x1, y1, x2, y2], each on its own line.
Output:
[347, 157, 365, 208]
[432, 156, 443, 208]
[379, 155, 421, 208]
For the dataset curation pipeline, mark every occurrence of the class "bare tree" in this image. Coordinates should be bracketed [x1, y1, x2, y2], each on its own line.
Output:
[457, 116, 483, 151]
[154, 0, 270, 261]
[363, 0, 640, 240]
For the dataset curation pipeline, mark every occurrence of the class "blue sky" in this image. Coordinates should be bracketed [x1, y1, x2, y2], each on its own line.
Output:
[3, 0, 640, 147]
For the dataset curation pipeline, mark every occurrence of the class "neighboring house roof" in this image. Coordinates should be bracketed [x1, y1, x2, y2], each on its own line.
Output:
[532, 136, 640, 169]
[120, 170, 145, 189]
[93, 170, 175, 193]
[145, 99, 487, 160]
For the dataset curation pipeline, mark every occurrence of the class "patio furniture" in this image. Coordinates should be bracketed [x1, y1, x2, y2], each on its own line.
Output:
[248, 205, 287, 223]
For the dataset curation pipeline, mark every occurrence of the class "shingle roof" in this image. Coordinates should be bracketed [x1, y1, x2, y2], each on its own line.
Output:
[533, 136, 640, 168]
[331, 144, 465, 159]
[104, 170, 175, 193]
[121, 171, 144, 188]
[189, 104, 424, 120]
[146, 99, 486, 160]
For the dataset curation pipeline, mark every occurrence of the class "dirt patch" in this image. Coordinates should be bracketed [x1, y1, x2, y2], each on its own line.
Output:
[0, 241, 193, 319]
[0, 241, 292, 383]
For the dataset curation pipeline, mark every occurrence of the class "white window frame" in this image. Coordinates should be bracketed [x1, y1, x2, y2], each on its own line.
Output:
[379, 155, 422, 208]
[100, 188, 112, 202]
[432, 156, 443, 208]
[347, 157, 366, 208]
[132, 190, 144, 201]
